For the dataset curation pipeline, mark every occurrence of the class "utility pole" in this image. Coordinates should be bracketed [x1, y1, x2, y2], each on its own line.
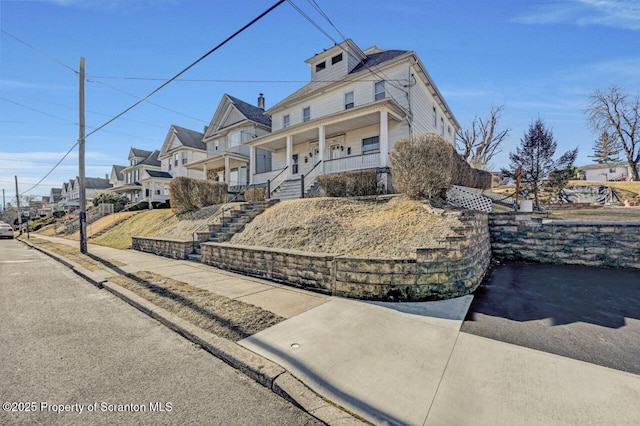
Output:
[79, 57, 87, 253]
[2, 188, 5, 220]
[14, 176, 22, 234]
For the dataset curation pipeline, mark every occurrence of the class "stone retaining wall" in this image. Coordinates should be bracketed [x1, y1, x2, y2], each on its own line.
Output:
[201, 211, 490, 301]
[132, 236, 195, 260]
[489, 213, 640, 269]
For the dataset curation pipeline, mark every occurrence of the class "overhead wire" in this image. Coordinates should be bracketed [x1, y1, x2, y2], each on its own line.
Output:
[0, 29, 78, 74]
[86, 0, 286, 139]
[19, 0, 286, 194]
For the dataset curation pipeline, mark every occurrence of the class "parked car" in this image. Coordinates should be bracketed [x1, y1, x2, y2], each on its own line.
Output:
[0, 223, 15, 239]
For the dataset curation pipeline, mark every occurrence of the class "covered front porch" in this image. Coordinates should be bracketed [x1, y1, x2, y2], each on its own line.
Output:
[185, 153, 249, 192]
[249, 99, 406, 192]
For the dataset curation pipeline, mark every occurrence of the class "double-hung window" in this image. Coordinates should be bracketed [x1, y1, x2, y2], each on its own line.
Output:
[362, 136, 380, 154]
[182, 152, 188, 164]
[345, 91, 354, 110]
[283, 114, 290, 128]
[374, 81, 385, 101]
[303, 107, 311, 122]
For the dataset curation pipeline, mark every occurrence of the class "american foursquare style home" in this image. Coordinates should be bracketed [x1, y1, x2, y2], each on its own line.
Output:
[246, 39, 459, 198]
[53, 39, 458, 207]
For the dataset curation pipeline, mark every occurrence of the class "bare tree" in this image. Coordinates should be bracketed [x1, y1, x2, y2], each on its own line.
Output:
[586, 87, 640, 180]
[457, 104, 510, 170]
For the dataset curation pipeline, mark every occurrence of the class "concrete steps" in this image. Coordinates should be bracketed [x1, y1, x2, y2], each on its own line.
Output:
[207, 200, 279, 243]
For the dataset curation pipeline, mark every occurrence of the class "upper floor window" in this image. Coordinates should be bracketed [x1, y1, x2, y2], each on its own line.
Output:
[609, 168, 617, 173]
[182, 152, 188, 164]
[374, 81, 385, 101]
[433, 106, 437, 127]
[214, 140, 219, 151]
[283, 114, 290, 128]
[174, 153, 179, 166]
[362, 136, 380, 154]
[345, 91, 354, 110]
[440, 117, 445, 136]
[168, 162, 172, 171]
[315, 61, 326, 72]
[332, 53, 343, 65]
[303, 107, 311, 122]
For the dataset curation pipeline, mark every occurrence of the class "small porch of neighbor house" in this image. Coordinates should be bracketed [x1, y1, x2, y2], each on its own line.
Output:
[185, 152, 250, 193]
[249, 99, 406, 199]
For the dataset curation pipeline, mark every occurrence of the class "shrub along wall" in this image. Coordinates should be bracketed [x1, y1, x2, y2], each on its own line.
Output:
[318, 169, 380, 197]
[489, 213, 640, 269]
[201, 211, 490, 301]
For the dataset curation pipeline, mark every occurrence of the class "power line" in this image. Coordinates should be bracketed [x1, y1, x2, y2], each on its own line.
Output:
[19, 0, 286, 194]
[86, 0, 286, 138]
[0, 29, 78, 74]
[286, 0, 338, 45]
[87, 78, 206, 124]
[0, 96, 76, 124]
[306, 0, 347, 42]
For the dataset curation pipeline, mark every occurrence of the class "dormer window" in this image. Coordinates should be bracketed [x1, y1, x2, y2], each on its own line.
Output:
[332, 53, 343, 65]
[315, 61, 326, 72]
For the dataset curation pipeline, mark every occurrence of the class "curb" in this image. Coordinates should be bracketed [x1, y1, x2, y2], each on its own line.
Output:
[18, 237, 367, 425]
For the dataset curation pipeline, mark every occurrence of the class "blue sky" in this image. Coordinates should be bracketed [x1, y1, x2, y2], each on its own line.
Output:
[1, 0, 639, 198]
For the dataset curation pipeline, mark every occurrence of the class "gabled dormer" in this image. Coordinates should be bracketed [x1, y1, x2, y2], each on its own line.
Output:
[128, 147, 153, 166]
[305, 39, 367, 84]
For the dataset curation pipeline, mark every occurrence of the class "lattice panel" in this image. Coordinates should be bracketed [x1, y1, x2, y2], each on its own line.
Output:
[446, 185, 493, 212]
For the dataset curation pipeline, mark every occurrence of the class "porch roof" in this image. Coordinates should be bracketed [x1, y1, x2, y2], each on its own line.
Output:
[246, 98, 406, 151]
[184, 152, 249, 171]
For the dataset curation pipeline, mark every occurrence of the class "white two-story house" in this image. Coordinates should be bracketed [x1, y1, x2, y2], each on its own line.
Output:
[247, 39, 460, 198]
[185, 94, 272, 192]
[158, 125, 207, 179]
[110, 148, 167, 204]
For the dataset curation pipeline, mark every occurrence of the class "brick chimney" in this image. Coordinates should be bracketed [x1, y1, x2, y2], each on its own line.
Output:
[257, 93, 265, 110]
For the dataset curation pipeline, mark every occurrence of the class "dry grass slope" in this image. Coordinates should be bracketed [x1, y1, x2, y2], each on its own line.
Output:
[231, 196, 464, 259]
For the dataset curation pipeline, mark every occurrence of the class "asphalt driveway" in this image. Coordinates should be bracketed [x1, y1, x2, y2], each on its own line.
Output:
[462, 262, 640, 375]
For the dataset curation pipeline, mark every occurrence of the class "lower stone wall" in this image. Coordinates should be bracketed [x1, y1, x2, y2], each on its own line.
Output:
[132, 236, 194, 260]
[489, 213, 640, 269]
[201, 211, 491, 301]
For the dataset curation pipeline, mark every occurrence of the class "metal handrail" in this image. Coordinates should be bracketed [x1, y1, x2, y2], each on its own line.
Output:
[268, 166, 289, 197]
[303, 160, 323, 194]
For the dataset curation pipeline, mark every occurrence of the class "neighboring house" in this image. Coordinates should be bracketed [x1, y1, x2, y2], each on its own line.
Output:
[579, 162, 638, 182]
[246, 39, 460, 198]
[111, 148, 164, 202]
[185, 94, 272, 192]
[108, 165, 126, 188]
[57, 176, 111, 211]
[49, 188, 62, 212]
[158, 125, 207, 179]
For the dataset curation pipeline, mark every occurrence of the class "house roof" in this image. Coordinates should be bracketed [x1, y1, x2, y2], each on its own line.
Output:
[145, 170, 172, 179]
[579, 161, 629, 170]
[350, 49, 408, 73]
[226, 95, 272, 128]
[112, 165, 126, 180]
[130, 147, 153, 159]
[139, 150, 161, 167]
[172, 125, 205, 150]
[84, 177, 112, 189]
[267, 48, 411, 113]
[50, 188, 62, 195]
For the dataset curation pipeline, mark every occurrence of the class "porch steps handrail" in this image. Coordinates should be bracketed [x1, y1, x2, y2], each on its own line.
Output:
[269, 166, 289, 197]
[303, 160, 323, 194]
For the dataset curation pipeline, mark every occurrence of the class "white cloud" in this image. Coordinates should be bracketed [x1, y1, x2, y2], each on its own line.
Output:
[513, 0, 640, 31]
[48, 0, 178, 12]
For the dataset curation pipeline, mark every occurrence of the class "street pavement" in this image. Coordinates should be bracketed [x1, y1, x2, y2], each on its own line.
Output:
[11, 234, 640, 425]
[0, 239, 323, 426]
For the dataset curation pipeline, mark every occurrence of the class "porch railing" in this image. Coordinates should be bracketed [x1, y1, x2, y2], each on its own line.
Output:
[268, 166, 289, 197]
[323, 152, 380, 174]
[303, 160, 323, 194]
[253, 168, 286, 185]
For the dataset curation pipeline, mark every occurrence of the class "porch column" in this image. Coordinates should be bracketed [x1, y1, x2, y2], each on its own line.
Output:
[318, 125, 325, 172]
[379, 109, 389, 167]
[286, 135, 293, 179]
[249, 146, 256, 185]
[224, 156, 230, 184]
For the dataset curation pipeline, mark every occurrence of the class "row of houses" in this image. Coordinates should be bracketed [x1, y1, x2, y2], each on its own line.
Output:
[48, 39, 460, 210]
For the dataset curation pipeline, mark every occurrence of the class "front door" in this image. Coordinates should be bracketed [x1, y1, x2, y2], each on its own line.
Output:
[292, 154, 299, 174]
[330, 144, 341, 160]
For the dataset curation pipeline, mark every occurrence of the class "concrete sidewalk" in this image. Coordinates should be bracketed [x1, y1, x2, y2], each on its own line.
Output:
[22, 235, 640, 425]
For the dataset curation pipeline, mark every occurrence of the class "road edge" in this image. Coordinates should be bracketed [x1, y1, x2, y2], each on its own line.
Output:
[18, 237, 367, 426]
